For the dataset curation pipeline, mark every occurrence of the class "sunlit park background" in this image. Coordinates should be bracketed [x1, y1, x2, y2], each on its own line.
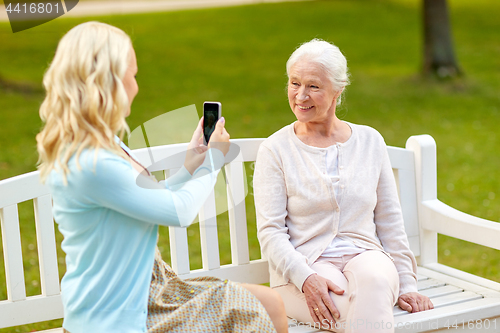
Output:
[0, 0, 499, 331]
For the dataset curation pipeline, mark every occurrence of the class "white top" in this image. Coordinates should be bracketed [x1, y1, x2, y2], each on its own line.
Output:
[254, 121, 418, 296]
[310, 144, 366, 258]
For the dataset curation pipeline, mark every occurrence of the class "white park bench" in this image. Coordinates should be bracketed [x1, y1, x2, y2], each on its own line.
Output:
[1, 134, 500, 332]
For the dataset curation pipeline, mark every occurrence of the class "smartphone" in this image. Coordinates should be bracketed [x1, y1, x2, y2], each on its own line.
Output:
[203, 101, 221, 145]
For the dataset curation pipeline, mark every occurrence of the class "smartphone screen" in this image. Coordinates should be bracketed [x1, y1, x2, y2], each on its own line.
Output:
[203, 102, 221, 145]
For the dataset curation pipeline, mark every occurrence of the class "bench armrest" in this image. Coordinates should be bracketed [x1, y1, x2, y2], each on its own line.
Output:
[421, 198, 500, 251]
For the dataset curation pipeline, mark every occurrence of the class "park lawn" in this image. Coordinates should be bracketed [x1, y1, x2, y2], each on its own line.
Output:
[0, 0, 499, 331]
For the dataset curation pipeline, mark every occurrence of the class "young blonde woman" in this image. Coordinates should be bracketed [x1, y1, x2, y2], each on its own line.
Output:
[37, 22, 287, 333]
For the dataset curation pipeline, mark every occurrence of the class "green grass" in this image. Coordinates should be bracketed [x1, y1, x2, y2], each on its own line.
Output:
[0, 0, 499, 331]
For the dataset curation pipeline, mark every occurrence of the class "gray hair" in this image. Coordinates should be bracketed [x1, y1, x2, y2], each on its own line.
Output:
[286, 39, 350, 105]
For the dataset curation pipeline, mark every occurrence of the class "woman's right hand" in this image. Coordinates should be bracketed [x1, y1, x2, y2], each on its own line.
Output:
[208, 117, 230, 156]
[302, 274, 344, 329]
[184, 117, 209, 175]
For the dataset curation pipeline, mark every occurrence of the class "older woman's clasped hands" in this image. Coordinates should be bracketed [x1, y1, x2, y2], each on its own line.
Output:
[255, 39, 433, 333]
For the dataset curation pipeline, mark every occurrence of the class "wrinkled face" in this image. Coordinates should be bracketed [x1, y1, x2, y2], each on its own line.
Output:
[287, 60, 341, 124]
[122, 47, 138, 117]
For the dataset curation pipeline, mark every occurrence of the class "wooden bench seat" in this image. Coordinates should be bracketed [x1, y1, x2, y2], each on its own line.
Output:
[1, 135, 500, 332]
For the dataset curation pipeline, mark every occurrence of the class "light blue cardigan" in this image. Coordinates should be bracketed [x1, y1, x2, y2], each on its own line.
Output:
[48, 141, 224, 333]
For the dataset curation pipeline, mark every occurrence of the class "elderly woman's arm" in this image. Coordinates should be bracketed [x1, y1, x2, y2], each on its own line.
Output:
[374, 140, 434, 313]
[254, 143, 345, 326]
[254, 144, 316, 290]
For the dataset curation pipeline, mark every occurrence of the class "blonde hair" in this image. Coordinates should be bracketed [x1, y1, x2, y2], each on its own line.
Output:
[36, 21, 132, 183]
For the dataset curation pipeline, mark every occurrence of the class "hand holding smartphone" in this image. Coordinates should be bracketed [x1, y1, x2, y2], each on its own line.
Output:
[203, 101, 222, 146]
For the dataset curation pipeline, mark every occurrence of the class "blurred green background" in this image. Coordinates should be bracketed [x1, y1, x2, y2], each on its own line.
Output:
[0, 0, 499, 331]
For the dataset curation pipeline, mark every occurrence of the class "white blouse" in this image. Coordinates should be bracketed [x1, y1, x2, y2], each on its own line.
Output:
[312, 144, 366, 258]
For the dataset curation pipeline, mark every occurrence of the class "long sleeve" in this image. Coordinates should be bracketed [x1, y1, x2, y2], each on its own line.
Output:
[165, 166, 193, 191]
[118, 137, 197, 192]
[373, 143, 418, 295]
[68, 148, 224, 228]
[254, 145, 316, 291]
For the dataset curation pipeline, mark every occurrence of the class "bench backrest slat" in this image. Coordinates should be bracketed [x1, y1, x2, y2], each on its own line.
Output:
[34, 194, 61, 296]
[168, 226, 190, 275]
[199, 190, 221, 270]
[163, 167, 191, 275]
[1, 204, 27, 302]
[387, 146, 420, 257]
[226, 161, 250, 265]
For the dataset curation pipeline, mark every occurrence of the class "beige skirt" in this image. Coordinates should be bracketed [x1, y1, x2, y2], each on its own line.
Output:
[147, 248, 276, 333]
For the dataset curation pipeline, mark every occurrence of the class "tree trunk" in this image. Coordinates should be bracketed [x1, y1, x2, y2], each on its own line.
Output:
[423, 0, 461, 78]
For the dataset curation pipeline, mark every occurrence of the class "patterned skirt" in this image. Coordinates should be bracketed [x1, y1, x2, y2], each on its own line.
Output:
[147, 248, 276, 333]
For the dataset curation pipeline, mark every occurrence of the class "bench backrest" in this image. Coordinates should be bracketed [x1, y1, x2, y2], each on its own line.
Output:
[0, 137, 423, 328]
[0, 171, 62, 328]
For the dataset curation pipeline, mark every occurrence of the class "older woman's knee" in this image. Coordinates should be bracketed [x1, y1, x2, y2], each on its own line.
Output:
[345, 252, 399, 298]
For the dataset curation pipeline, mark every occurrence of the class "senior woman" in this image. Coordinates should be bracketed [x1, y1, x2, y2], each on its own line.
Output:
[36, 22, 287, 333]
[254, 39, 433, 333]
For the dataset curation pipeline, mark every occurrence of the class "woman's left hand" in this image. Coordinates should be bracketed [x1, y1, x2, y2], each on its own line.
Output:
[398, 292, 434, 313]
[184, 117, 208, 174]
[302, 273, 344, 329]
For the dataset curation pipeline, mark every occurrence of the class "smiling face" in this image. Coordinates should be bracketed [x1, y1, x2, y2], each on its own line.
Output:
[287, 60, 342, 125]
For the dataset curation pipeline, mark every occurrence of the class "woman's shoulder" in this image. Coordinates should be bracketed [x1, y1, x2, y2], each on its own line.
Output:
[348, 122, 386, 145]
[349, 122, 383, 137]
[50, 148, 130, 186]
[76, 148, 128, 171]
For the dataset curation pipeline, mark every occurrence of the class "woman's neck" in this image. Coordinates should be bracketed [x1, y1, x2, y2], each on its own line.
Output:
[294, 117, 351, 148]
